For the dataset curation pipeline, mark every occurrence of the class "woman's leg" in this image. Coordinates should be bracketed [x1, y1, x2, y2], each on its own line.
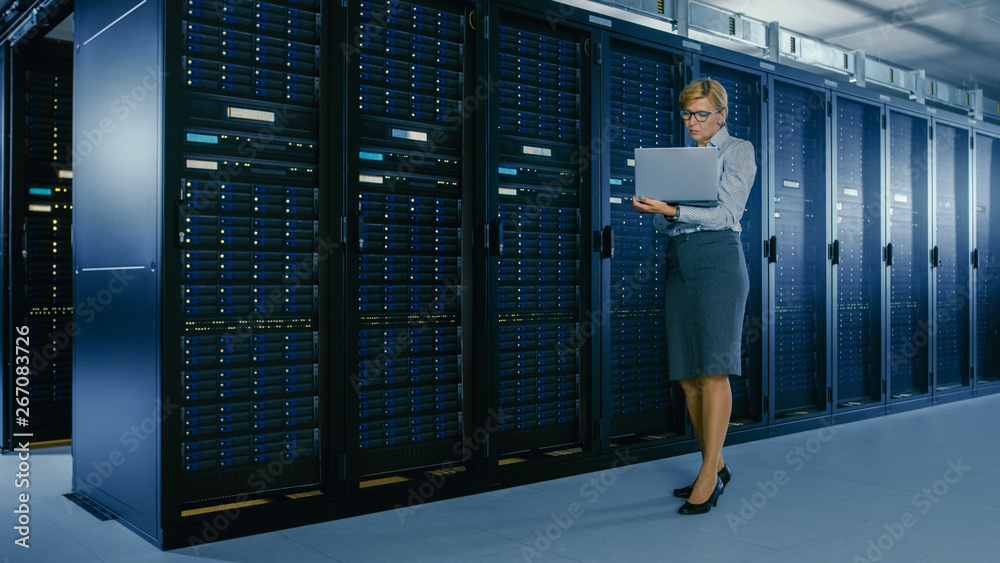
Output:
[679, 377, 727, 484]
[678, 377, 704, 455]
[687, 374, 732, 503]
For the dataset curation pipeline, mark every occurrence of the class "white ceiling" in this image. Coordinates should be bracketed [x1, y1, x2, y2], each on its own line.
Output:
[702, 0, 1000, 102]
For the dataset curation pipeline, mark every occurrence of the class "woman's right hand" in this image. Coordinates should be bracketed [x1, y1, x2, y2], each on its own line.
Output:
[632, 195, 676, 218]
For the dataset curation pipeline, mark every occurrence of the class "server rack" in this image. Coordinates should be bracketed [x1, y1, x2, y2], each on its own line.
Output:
[769, 77, 830, 421]
[72, 0, 331, 547]
[696, 57, 766, 430]
[343, 0, 478, 489]
[974, 132, 1000, 385]
[2, 35, 73, 449]
[886, 109, 931, 404]
[485, 4, 597, 469]
[831, 94, 884, 412]
[601, 33, 685, 445]
[176, 0, 325, 503]
[931, 121, 972, 397]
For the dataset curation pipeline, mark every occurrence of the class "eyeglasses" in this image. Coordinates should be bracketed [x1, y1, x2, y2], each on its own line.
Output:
[679, 109, 722, 122]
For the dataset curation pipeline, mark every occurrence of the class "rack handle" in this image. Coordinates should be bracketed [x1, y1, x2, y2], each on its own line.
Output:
[767, 236, 778, 263]
[602, 226, 614, 259]
[488, 219, 504, 256]
[357, 211, 366, 253]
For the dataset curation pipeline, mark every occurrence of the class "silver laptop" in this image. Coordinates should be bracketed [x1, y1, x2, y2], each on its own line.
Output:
[633, 147, 719, 207]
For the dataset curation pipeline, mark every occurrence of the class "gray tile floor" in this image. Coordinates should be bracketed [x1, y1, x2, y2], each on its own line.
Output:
[4, 393, 1000, 562]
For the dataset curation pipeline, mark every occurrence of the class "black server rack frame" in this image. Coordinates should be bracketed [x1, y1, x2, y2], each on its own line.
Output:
[325, 0, 347, 503]
[930, 117, 973, 403]
[482, 1, 602, 481]
[973, 130, 1000, 390]
[830, 91, 887, 420]
[597, 29, 690, 456]
[766, 72, 833, 431]
[171, 0, 332, 518]
[692, 53, 769, 439]
[340, 0, 485, 499]
[885, 105, 933, 413]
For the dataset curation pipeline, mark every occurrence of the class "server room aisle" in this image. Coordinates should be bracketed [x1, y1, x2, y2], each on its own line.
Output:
[4, 393, 1000, 562]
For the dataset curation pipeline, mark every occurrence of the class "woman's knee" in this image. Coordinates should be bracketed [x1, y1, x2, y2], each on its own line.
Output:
[679, 378, 701, 395]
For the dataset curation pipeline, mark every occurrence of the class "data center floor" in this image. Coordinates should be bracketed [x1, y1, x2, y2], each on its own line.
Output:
[3, 392, 1000, 563]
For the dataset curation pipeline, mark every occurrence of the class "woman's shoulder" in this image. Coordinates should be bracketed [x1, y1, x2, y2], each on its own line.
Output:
[720, 134, 755, 158]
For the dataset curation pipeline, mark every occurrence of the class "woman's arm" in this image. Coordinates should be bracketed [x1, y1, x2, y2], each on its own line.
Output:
[677, 142, 757, 231]
[673, 140, 756, 231]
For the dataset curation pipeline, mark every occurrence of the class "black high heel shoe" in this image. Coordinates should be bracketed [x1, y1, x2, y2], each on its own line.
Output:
[677, 476, 724, 515]
[673, 464, 731, 498]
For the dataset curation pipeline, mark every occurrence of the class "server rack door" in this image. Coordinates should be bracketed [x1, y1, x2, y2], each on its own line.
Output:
[4, 37, 74, 448]
[886, 110, 930, 400]
[488, 8, 594, 464]
[345, 0, 474, 486]
[73, 0, 165, 539]
[602, 36, 684, 444]
[831, 96, 884, 410]
[974, 132, 1000, 385]
[697, 59, 765, 428]
[175, 0, 325, 506]
[769, 79, 830, 420]
[932, 122, 971, 393]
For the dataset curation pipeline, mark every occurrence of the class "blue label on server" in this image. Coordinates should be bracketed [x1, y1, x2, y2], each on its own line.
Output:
[186, 133, 220, 145]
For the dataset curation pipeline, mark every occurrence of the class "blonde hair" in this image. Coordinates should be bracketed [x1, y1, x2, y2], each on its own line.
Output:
[679, 78, 728, 115]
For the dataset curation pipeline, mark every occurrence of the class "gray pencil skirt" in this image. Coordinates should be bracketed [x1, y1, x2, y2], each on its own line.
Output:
[664, 229, 749, 381]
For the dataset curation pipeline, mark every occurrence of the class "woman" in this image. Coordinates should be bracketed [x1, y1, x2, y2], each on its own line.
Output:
[632, 78, 756, 515]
